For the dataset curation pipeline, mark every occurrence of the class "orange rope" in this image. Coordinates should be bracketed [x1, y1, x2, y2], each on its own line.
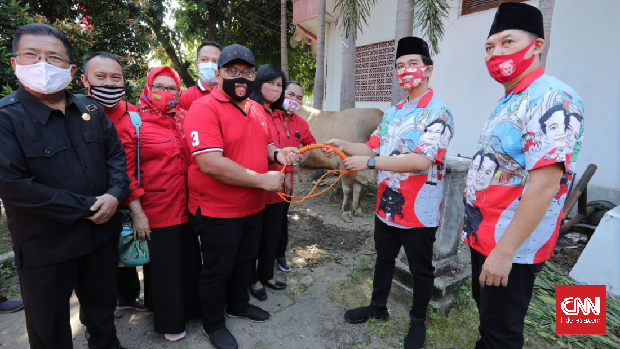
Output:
[277, 143, 356, 204]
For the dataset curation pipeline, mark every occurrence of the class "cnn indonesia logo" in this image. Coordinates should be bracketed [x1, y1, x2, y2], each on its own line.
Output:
[556, 285, 606, 335]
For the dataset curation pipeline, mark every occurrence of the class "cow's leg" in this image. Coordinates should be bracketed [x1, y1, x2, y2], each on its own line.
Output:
[352, 181, 364, 217]
[341, 175, 354, 223]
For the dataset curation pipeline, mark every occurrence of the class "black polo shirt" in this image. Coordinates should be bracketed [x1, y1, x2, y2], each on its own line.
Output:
[0, 86, 130, 268]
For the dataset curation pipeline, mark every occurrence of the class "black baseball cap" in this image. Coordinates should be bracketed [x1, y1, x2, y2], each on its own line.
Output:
[217, 44, 255, 69]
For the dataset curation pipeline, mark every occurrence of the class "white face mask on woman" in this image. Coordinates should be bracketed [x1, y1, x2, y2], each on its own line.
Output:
[15, 62, 72, 94]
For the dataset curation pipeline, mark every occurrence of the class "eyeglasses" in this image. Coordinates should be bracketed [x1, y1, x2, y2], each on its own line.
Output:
[221, 67, 256, 78]
[15, 51, 70, 67]
[151, 85, 179, 94]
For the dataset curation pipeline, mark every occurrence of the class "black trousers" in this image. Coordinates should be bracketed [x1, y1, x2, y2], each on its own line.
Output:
[79, 266, 142, 326]
[371, 216, 437, 322]
[145, 223, 202, 334]
[276, 202, 290, 259]
[189, 208, 262, 331]
[251, 202, 286, 284]
[18, 238, 119, 349]
[471, 248, 543, 349]
[117, 266, 140, 303]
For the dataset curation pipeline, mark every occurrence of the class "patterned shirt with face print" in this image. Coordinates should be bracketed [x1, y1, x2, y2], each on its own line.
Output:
[461, 68, 585, 264]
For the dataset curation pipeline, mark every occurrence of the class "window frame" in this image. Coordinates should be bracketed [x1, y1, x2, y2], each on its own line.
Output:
[461, 0, 529, 16]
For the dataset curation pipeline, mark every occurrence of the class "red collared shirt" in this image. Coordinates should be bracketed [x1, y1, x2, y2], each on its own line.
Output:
[179, 81, 212, 111]
[505, 67, 545, 96]
[283, 112, 316, 187]
[103, 100, 136, 127]
[262, 107, 289, 205]
[116, 108, 190, 229]
[184, 88, 274, 218]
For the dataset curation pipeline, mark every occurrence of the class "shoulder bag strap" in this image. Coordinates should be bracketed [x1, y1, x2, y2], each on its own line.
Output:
[128, 111, 142, 183]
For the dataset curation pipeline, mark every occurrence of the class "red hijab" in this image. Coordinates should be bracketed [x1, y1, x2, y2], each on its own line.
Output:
[138, 67, 186, 138]
[138, 66, 182, 113]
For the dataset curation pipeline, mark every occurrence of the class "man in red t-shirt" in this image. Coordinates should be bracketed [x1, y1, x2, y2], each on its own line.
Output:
[184, 44, 301, 349]
[178, 41, 221, 111]
[81, 52, 145, 315]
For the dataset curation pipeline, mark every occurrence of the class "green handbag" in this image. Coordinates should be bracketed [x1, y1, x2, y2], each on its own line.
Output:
[118, 111, 150, 267]
[118, 221, 150, 267]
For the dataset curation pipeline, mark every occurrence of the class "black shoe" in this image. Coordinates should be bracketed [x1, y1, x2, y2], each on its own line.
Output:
[404, 322, 426, 349]
[344, 305, 389, 324]
[276, 257, 292, 272]
[0, 299, 24, 313]
[203, 328, 238, 349]
[249, 287, 268, 301]
[225, 304, 270, 323]
[117, 299, 146, 311]
[263, 280, 287, 290]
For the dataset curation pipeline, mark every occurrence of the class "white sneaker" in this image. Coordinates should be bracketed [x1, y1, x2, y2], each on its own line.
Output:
[165, 331, 186, 342]
[275, 257, 292, 272]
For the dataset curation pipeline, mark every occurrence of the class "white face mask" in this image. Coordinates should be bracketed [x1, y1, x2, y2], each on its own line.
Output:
[282, 97, 301, 114]
[197, 62, 217, 85]
[15, 62, 73, 94]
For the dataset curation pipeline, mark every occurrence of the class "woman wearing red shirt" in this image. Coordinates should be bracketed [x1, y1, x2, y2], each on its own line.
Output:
[116, 67, 201, 342]
[248, 64, 289, 301]
[276, 81, 317, 272]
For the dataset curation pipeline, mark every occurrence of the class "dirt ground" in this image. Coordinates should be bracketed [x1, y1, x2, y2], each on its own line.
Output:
[0, 177, 384, 349]
[0, 175, 585, 349]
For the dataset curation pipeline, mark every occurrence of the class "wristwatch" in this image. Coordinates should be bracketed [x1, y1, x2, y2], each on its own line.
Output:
[367, 157, 375, 169]
[274, 150, 283, 165]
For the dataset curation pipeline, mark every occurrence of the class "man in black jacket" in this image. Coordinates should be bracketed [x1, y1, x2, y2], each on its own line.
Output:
[0, 24, 130, 349]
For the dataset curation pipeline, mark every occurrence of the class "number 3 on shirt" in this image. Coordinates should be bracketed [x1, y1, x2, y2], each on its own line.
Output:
[190, 131, 199, 146]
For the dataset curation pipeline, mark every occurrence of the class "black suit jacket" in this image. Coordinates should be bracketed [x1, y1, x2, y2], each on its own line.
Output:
[0, 87, 130, 268]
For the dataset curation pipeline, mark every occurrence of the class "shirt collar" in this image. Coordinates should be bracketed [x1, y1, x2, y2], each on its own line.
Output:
[16, 86, 75, 125]
[394, 89, 433, 110]
[210, 87, 234, 102]
[506, 67, 545, 96]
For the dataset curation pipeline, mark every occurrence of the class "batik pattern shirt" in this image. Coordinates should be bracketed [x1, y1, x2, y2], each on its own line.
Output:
[366, 89, 454, 228]
[461, 68, 585, 264]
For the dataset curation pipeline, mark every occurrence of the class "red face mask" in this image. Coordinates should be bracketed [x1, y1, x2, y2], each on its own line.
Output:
[396, 65, 428, 91]
[147, 90, 179, 112]
[486, 39, 537, 83]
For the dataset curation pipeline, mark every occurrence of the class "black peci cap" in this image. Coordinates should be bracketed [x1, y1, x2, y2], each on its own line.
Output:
[488, 2, 544, 39]
[218, 44, 255, 69]
[395, 37, 431, 60]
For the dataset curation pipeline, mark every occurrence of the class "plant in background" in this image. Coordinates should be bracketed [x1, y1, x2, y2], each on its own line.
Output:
[0, 257, 17, 280]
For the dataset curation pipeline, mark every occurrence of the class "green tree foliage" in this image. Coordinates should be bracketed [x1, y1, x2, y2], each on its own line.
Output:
[173, 0, 316, 94]
[1, 0, 152, 102]
[414, 0, 450, 55]
[0, 0, 95, 96]
[1, 0, 315, 98]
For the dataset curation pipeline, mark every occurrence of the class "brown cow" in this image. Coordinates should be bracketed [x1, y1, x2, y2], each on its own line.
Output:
[296, 106, 383, 222]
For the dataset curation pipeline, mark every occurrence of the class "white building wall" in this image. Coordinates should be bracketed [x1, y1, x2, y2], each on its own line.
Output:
[321, 0, 620, 196]
[543, 0, 620, 193]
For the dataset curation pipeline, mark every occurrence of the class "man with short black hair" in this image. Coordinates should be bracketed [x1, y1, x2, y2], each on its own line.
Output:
[178, 41, 222, 110]
[462, 3, 585, 348]
[0, 23, 130, 349]
[81, 51, 145, 312]
[325, 36, 455, 349]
